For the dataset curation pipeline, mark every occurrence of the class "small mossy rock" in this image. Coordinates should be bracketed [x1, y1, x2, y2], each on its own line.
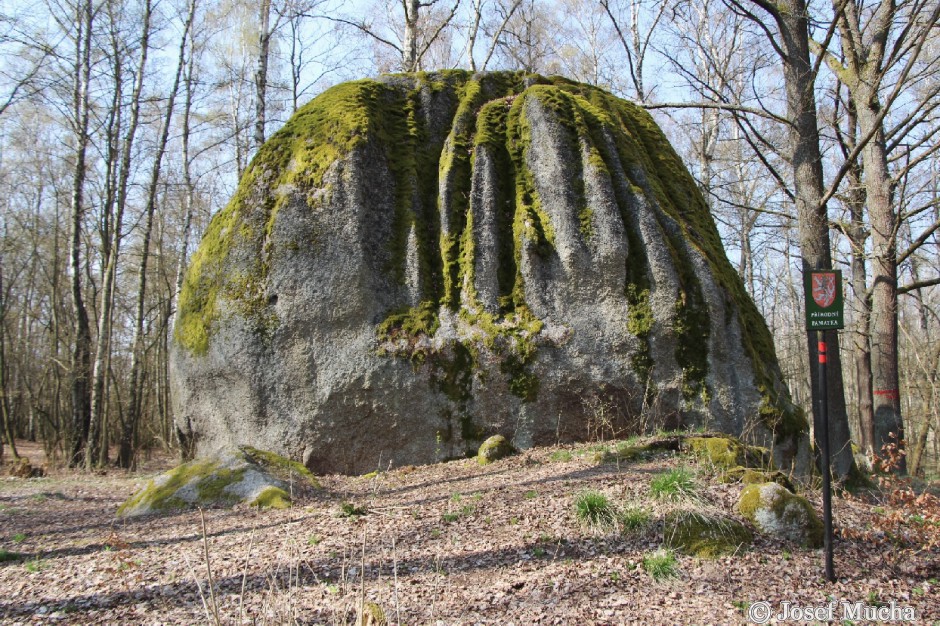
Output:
[117, 447, 318, 517]
[737, 482, 823, 548]
[477, 435, 513, 465]
[686, 435, 773, 470]
[602, 443, 651, 463]
[663, 510, 752, 558]
[357, 601, 386, 626]
[721, 466, 795, 492]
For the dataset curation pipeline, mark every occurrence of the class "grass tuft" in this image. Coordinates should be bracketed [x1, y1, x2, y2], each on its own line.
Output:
[650, 467, 697, 501]
[619, 506, 652, 531]
[574, 490, 618, 530]
[0, 549, 23, 563]
[642, 549, 678, 580]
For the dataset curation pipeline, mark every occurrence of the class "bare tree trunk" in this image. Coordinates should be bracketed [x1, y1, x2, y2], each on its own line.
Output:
[120, 0, 195, 469]
[833, 0, 908, 472]
[0, 258, 20, 461]
[173, 6, 198, 316]
[774, 0, 856, 479]
[835, 90, 875, 463]
[254, 0, 272, 152]
[87, 0, 153, 469]
[68, 0, 95, 468]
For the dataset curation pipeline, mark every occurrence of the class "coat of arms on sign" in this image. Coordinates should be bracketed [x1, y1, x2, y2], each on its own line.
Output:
[812, 272, 837, 308]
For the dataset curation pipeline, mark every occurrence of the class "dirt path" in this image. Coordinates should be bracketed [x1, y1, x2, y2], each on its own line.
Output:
[1, 439, 938, 625]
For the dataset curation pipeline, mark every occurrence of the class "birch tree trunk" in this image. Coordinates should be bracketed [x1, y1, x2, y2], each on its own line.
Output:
[402, 0, 420, 71]
[87, 0, 153, 469]
[120, 0, 195, 469]
[68, 0, 94, 467]
[254, 0, 272, 152]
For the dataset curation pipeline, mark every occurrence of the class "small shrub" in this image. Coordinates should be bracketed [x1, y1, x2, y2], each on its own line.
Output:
[642, 549, 678, 580]
[12, 533, 26, 543]
[0, 549, 22, 563]
[574, 490, 617, 530]
[650, 467, 697, 501]
[339, 502, 367, 518]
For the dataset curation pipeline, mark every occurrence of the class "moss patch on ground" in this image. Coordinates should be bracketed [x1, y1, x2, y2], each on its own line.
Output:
[664, 510, 753, 558]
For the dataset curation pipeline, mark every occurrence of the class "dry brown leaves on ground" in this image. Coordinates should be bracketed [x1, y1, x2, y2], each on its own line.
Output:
[1, 439, 938, 625]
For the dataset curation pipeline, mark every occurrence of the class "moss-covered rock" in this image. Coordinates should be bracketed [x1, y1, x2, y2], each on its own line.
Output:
[721, 466, 795, 492]
[358, 601, 386, 625]
[477, 435, 513, 465]
[686, 435, 772, 470]
[117, 447, 318, 517]
[737, 482, 823, 548]
[663, 510, 752, 558]
[171, 70, 809, 475]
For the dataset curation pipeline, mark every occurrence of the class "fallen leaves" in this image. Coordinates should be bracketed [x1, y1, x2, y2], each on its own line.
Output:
[0, 440, 938, 624]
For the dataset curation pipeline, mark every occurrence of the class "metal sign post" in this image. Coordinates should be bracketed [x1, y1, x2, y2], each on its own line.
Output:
[804, 270, 843, 583]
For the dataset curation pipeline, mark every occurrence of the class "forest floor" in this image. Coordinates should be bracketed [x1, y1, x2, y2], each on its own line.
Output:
[1, 438, 939, 625]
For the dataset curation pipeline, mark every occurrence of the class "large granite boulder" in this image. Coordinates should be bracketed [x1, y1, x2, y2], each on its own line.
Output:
[171, 71, 809, 474]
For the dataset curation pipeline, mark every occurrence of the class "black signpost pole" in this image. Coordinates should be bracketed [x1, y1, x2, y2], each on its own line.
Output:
[816, 331, 835, 583]
[805, 269, 841, 583]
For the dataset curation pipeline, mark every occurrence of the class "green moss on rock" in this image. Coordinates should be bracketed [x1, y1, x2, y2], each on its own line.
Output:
[118, 447, 319, 517]
[117, 458, 227, 516]
[738, 482, 823, 548]
[663, 510, 752, 558]
[477, 434, 513, 465]
[250, 486, 292, 509]
[177, 80, 394, 356]
[240, 446, 320, 487]
[721, 466, 795, 492]
[686, 436, 773, 470]
[176, 70, 806, 462]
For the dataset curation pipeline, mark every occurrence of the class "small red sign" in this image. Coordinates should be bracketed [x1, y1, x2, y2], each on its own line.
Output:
[812, 273, 837, 308]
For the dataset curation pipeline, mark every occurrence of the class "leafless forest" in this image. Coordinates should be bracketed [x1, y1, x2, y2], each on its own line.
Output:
[1, 0, 938, 477]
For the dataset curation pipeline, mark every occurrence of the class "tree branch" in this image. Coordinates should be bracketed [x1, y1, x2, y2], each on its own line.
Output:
[641, 101, 789, 125]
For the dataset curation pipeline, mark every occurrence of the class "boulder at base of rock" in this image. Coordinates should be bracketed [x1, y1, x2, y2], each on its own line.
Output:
[477, 435, 513, 465]
[117, 447, 319, 517]
[663, 510, 752, 558]
[737, 482, 823, 548]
